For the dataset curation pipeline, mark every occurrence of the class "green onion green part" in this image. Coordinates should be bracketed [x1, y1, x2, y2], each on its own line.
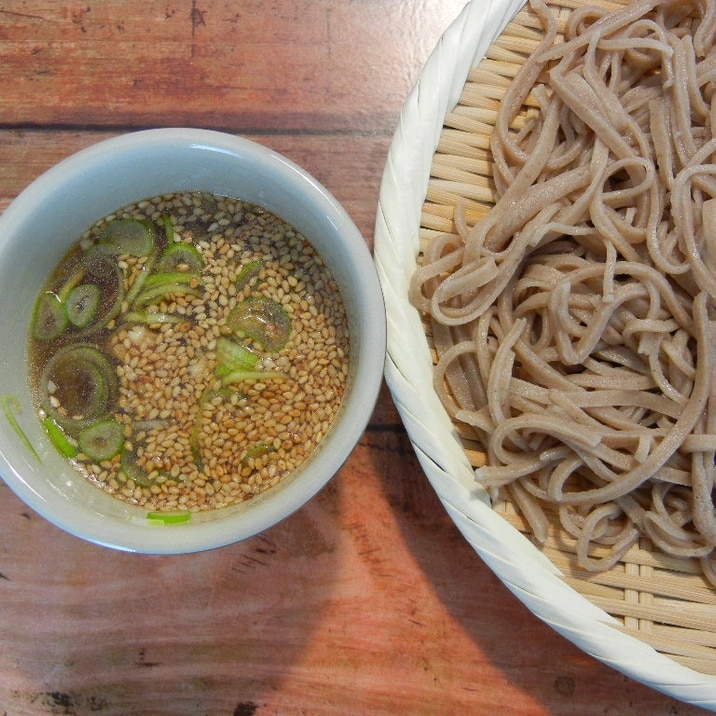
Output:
[161, 214, 175, 243]
[134, 282, 200, 307]
[219, 369, 286, 386]
[226, 296, 291, 352]
[71, 260, 125, 336]
[214, 337, 286, 385]
[1, 395, 40, 461]
[157, 243, 204, 275]
[57, 266, 87, 302]
[120, 449, 156, 487]
[124, 249, 159, 307]
[215, 336, 260, 374]
[40, 344, 119, 435]
[142, 271, 197, 289]
[146, 510, 192, 524]
[122, 311, 185, 326]
[32, 293, 68, 341]
[66, 283, 101, 328]
[43, 417, 78, 458]
[77, 419, 124, 462]
[97, 218, 155, 257]
[242, 442, 277, 466]
[234, 259, 263, 292]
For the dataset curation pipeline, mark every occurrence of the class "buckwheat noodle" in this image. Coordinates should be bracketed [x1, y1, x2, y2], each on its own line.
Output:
[410, 0, 716, 582]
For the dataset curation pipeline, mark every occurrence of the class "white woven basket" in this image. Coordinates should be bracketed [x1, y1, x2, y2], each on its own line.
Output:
[373, 0, 716, 708]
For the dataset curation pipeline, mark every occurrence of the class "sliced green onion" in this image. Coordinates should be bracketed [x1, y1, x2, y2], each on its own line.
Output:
[43, 417, 78, 458]
[161, 214, 175, 243]
[146, 510, 191, 524]
[226, 296, 291, 352]
[84, 244, 122, 277]
[142, 272, 197, 289]
[214, 336, 287, 384]
[1, 395, 40, 461]
[124, 248, 159, 307]
[215, 336, 259, 374]
[234, 259, 263, 292]
[242, 442, 276, 466]
[32, 292, 68, 341]
[134, 282, 201, 307]
[97, 218, 155, 257]
[157, 243, 204, 275]
[74, 262, 125, 337]
[40, 344, 118, 434]
[246, 442, 277, 458]
[66, 283, 100, 328]
[78, 419, 124, 462]
[219, 368, 287, 386]
[120, 449, 156, 487]
[46, 361, 109, 432]
[122, 311, 185, 326]
[189, 442, 203, 472]
[57, 265, 87, 302]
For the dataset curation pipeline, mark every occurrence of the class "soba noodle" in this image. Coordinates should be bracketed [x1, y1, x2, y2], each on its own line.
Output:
[410, 0, 716, 581]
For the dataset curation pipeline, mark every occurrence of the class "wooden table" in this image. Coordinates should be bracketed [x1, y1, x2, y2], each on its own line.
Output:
[0, 2, 711, 714]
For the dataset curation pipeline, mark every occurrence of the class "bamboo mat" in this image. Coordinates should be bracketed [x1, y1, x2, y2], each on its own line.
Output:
[417, 0, 716, 676]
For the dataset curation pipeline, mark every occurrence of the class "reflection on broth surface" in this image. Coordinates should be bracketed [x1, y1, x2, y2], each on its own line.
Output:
[29, 191, 350, 512]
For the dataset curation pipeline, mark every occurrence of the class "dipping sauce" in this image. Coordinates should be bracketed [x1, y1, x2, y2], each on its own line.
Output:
[28, 191, 350, 512]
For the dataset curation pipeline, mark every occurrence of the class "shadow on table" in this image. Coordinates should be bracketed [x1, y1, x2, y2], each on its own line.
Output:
[365, 418, 712, 716]
[0, 480, 340, 715]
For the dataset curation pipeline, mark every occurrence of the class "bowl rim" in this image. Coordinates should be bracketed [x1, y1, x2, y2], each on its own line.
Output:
[0, 127, 386, 554]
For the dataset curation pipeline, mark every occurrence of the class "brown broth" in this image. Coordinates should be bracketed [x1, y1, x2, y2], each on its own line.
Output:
[28, 191, 350, 512]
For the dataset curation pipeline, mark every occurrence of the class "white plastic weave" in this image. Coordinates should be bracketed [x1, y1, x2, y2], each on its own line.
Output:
[373, 0, 716, 708]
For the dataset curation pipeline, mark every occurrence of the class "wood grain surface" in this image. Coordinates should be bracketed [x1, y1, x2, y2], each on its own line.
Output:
[0, 2, 712, 714]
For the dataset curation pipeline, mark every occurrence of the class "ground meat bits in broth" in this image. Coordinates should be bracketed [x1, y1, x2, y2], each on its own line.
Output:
[29, 191, 350, 512]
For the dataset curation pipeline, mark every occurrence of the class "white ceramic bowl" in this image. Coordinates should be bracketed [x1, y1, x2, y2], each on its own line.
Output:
[0, 128, 385, 554]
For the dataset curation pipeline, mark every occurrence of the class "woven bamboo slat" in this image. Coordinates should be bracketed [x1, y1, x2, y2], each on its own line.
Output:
[417, 0, 716, 676]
